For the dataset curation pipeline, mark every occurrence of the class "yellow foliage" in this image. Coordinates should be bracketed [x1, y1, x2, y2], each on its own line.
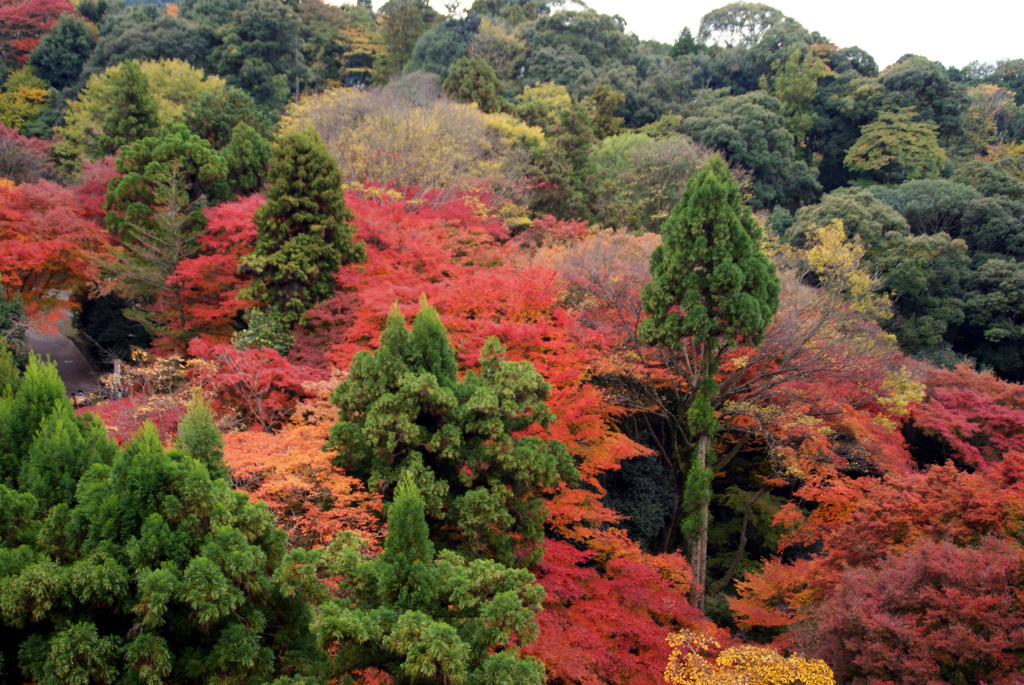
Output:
[964, 84, 1018, 155]
[802, 220, 892, 322]
[664, 630, 835, 685]
[468, 16, 525, 82]
[282, 87, 532, 213]
[57, 59, 225, 157]
[483, 110, 546, 152]
[516, 81, 573, 128]
[0, 66, 49, 132]
[876, 364, 926, 418]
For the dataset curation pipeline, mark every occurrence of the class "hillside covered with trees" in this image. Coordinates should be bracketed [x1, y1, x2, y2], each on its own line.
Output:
[2, 0, 1024, 683]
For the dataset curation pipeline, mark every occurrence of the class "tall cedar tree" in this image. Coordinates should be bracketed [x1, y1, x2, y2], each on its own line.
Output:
[638, 155, 779, 610]
[99, 59, 159, 156]
[313, 471, 546, 683]
[328, 302, 576, 567]
[240, 127, 364, 327]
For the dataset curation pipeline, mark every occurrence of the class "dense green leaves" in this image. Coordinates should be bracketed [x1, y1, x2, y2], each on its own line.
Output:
[98, 59, 159, 155]
[0, 360, 323, 683]
[239, 126, 364, 327]
[28, 13, 95, 91]
[683, 90, 820, 208]
[640, 155, 780, 351]
[329, 303, 576, 567]
[313, 472, 546, 684]
[844, 107, 946, 183]
[105, 122, 230, 242]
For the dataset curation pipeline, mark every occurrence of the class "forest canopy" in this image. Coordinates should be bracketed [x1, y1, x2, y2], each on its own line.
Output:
[1, 1, 1023, 683]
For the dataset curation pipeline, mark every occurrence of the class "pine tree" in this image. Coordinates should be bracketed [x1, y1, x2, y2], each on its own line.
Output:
[442, 55, 506, 114]
[240, 127, 365, 328]
[638, 155, 780, 610]
[99, 59, 159, 155]
[329, 302, 576, 567]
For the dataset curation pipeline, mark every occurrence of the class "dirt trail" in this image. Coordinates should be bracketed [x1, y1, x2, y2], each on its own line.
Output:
[25, 313, 101, 396]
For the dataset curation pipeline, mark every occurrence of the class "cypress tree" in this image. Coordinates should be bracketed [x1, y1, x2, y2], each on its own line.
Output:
[329, 302, 576, 567]
[0, 358, 326, 683]
[240, 127, 365, 327]
[175, 390, 228, 481]
[638, 155, 780, 610]
[313, 471, 546, 684]
[223, 121, 271, 196]
[99, 59, 159, 155]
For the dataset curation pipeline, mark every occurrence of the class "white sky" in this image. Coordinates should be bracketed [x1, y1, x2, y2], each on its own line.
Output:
[581, 0, 1024, 70]
[362, 0, 1024, 71]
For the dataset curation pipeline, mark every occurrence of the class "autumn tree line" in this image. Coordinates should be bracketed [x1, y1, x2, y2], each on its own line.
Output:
[1, 0, 1024, 683]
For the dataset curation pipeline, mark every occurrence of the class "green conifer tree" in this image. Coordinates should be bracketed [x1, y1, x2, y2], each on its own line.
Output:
[223, 121, 272, 196]
[313, 471, 546, 684]
[18, 402, 107, 511]
[442, 55, 506, 113]
[175, 390, 228, 481]
[99, 59, 159, 155]
[0, 354, 67, 481]
[0, 358, 326, 683]
[638, 155, 780, 610]
[240, 127, 365, 328]
[329, 302, 576, 567]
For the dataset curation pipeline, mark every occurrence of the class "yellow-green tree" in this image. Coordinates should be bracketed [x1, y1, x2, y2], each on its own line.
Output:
[761, 47, 828, 148]
[281, 86, 533, 209]
[0, 66, 48, 134]
[844, 107, 946, 183]
[57, 59, 225, 159]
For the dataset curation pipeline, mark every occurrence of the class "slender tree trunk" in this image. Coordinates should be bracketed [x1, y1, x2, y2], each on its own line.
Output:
[688, 432, 710, 611]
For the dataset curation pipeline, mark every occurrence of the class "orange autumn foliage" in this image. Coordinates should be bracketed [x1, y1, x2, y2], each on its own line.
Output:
[223, 422, 382, 550]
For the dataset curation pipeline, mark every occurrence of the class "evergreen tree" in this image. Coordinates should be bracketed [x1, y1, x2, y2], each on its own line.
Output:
[638, 155, 780, 610]
[0, 358, 325, 683]
[175, 390, 228, 481]
[529, 99, 597, 221]
[105, 122, 230, 243]
[329, 302, 576, 567]
[240, 127, 365, 327]
[442, 54, 505, 113]
[313, 471, 546, 684]
[184, 86, 272, 150]
[223, 121, 271, 196]
[28, 13, 95, 91]
[98, 59, 159, 155]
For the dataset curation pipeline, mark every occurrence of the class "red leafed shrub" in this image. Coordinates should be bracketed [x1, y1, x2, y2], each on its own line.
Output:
[0, 0, 73, 64]
[910, 362, 1024, 468]
[188, 338, 322, 430]
[525, 540, 713, 685]
[811, 538, 1024, 685]
[0, 177, 110, 317]
[0, 123, 57, 182]
[73, 157, 119, 222]
[166, 195, 262, 345]
[510, 214, 591, 250]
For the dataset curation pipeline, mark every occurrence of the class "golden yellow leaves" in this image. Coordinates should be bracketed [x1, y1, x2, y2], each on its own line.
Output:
[664, 630, 835, 685]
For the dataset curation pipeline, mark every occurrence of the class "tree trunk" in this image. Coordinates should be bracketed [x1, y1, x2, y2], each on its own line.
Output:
[688, 431, 710, 611]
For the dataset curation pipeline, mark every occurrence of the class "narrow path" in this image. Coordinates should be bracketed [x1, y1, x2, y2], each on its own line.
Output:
[26, 314, 101, 396]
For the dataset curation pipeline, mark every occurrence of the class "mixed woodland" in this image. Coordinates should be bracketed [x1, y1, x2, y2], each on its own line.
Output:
[2, 0, 1024, 682]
